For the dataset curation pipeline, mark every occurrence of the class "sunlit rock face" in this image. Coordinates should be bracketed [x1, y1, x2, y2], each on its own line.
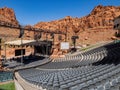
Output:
[34, 5, 120, 43]
[0, 7, 19, 25]
[0, 5, 120, 58]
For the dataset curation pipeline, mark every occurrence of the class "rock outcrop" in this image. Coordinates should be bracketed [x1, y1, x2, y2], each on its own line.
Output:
[0, 7, 19, 25]
[0, 5, 120, 58]
[33, 5, 120, 57]
[34, 5, 120, 43]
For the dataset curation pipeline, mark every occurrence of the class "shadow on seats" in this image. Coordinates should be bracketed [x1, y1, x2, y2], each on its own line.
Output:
[92, 42, 120, 66]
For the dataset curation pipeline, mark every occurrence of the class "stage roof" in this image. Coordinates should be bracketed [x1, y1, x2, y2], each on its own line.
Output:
[5, 39, 52, 46]
[5, 40, 35, 46]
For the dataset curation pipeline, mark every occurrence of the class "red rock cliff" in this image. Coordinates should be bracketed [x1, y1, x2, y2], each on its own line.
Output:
[34, 5, 120, 44]
[0, 7, 19, 25]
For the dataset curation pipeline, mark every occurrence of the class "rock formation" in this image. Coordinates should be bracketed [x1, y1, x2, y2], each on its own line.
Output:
[0, 5, 120, 58]
[34, 5, 120, 44]
[33, 5, 120, 57]
[0, 7, 19, 25]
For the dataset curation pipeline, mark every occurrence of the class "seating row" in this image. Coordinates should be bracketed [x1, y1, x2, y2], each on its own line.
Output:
[17, 42, 120, 90]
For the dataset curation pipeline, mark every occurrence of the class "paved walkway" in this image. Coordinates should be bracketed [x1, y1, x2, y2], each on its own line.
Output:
[14, 79, 24, 90]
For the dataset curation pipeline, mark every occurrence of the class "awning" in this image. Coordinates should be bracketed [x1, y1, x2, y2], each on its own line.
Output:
[5, 40, 35, 46]
[5, 39, 52, 46]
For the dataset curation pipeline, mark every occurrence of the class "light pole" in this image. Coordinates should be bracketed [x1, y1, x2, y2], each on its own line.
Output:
[4, 36, 7, 62]
[51, 33, 54, 55]
[65, 26, 67, 42]
[0, 38, 1, 68]
[21, 37, 23, 65]
[71, 35, 79, 52]
[19, 25, 24, 65]
[51, 33, 54, 44]
[0, 38, 1, 56]
[46, 33, 48, 58]
[65, 18, 70, 42]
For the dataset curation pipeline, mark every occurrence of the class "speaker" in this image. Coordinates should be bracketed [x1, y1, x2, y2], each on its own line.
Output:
[51, 33, 54, 39]
[0, 38, 1, 50]
[38, 32, 42, 39]
[58, 35, 62, 41]
[19, 25, 24, 38]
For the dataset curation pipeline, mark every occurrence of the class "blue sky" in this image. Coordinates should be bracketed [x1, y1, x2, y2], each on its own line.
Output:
[0, 0, 120, 25]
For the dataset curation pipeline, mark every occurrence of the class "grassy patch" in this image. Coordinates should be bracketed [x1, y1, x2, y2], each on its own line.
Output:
[0, 82, 15, 90]
[81, 45, 93, 51]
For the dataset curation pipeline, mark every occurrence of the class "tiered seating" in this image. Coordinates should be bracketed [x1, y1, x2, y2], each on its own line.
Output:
[18, 64, 120, 90]
[0, 71, 13, 82]
[16, 42, 120, 90]
[37, 47, 108, 69]
[4, 55, 51, 69]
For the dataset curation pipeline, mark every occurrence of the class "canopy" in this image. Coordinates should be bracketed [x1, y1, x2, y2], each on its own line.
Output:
[5, 40, 35, 46]
[5, 39, 52, 46]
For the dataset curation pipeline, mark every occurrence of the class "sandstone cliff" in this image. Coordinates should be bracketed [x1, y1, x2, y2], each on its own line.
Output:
[0, 7, 18, 25]
[34, 5, 120, 45]
[0, 5, 120, 58]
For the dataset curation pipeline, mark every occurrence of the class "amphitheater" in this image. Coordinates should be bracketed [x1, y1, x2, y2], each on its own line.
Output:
[1, 12, 120, 90]
[13, 41, 120, 90]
